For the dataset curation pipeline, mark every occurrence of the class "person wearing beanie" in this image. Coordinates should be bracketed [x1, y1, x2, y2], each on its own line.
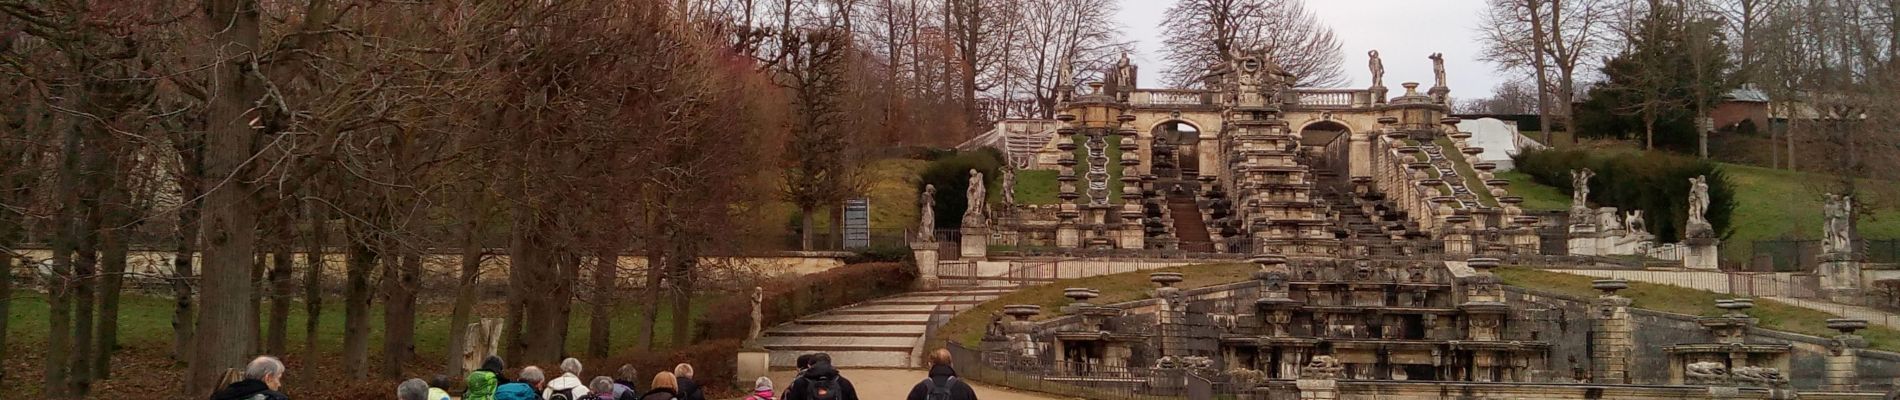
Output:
[748, 377, 775, 400]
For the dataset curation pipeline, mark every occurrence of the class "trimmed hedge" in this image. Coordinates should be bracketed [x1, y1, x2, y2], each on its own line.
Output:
[1511, 148, 1735, 243]
[696, 261, 918, 341]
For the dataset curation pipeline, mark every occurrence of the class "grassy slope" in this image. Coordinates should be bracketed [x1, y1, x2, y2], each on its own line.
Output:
[1499, 266, 1900, 352]
[6, 292, 705, 358]
[1437, 136, 1498, 207]
[1070, 134, 1124, 202]
[763, 158, 927, 231]
[1498, 170, 1570, 212]
[936, 263, 1254, 349]
[1498, 161, 1900, 261]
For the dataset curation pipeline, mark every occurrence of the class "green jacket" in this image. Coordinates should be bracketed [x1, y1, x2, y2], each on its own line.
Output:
[465, 369, 501, 400]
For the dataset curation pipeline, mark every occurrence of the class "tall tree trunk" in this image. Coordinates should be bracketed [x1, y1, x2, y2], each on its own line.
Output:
[303, 209, 326, 356]
[170, 143, 204, 364]
[588, 248, 618, 357]
[381, 251, 420, 379]
[445, 221, 483, 377]
[502, 252, 525, 362]
[268, 230, 295, 355]
[188, 0, 266, 394]
[68, 141, 104, 397]
[0, 249, 12, 387]
[1528, 0, 1556, 143]
[669, 241, 697, 348]
[513, 223, 569, 366]
[94, 201, 129, 379]
[636, 241, 664, 351]
[342, 234, 378, 379]
[250, 253, 264, 355]
[46, 123, 82, 399]
[799, 208, 815, 251]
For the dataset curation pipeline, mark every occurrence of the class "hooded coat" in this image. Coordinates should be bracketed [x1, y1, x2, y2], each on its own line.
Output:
[783, 362, 858, 400]
[494, 382, 540, 400]
[465, 369, 503, 400]
[208, 379, 290, 400]
[905, 364, 978, 400]
[640, 387, 679, 400]
[544, 373, 592, 399]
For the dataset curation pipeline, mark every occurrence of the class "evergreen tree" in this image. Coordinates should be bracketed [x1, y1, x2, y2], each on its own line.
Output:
[1575, 5, 1733, 153]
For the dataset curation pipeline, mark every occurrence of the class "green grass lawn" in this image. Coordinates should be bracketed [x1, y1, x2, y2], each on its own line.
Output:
[935, 263, 1254, 349]
[1498, 160, 1900, 261]
[1498, 170, 1569, 212]
[1000, 169, 1059, 205]
[1498, 266, 1900, 351]
[1436, 136, 1498, 207]
[6, 292, 706, 358]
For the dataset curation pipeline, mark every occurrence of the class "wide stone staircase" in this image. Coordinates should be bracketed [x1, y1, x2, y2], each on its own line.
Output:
[1319, 186, 1416, 257]
[756, 286, 1014, 368]
[1168, 194, 1215, 252]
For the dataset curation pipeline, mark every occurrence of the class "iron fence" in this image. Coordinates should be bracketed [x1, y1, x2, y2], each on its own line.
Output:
[1752, 239, 1900, 271]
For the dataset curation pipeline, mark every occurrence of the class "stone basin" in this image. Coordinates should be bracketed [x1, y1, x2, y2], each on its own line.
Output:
[1003, 304, 1042, 319]
[1473, 162, 1497, 171]
[1440, 116, 1463, 125]
[1461, 147, 1484, 155]
[1056, 113, 1077, 122]
[1486, 179, 1511, 187]
[1592, 279, 1630, 294]
[1828, 319, 1870, 334]
[1064, 288, 1101, 302]
[1150, 272, 1185, 286]
[1449, 132, 1473, 140]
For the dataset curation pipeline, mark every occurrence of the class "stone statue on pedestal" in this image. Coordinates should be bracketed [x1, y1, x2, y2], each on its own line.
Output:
[1825, 193, 1855, 257]
[1569, 168, 1594, 222]
[1001, 166, 1017, 208]
[1687, 175, 1713, 238]
[1429, 53, 1447, 88]
[748, 286, 764, 340]
[1368, 50, 1385, 87]
[964, 170, 987, 227]
[918, 184, 937, 241]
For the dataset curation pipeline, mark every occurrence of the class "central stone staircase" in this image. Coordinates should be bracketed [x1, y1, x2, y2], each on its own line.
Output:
[757, 286, 1014, 368]
[1168, 194, 1215, 252]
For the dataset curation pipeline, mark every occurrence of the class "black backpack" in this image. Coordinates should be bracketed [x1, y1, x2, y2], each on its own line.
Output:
[810, 376, 844, 400]
[921, 377, 958, 400]
[548, 387, 577, 400]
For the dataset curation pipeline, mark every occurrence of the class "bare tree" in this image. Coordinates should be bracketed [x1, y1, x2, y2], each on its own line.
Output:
[1480, 0, 1615, 141]
[1160, 0, 1345, 87]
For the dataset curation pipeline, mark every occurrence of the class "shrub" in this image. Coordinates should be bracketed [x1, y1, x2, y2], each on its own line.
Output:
[844, 244, 912, 264]
[918, 148, 1005, 229]
[696, 261, 918, 341]
[1512, 148, 1736, 243]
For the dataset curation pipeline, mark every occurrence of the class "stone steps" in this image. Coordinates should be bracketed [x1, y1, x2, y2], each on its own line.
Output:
[761, 288, 1009, 368]
[764, 324, 926, 338]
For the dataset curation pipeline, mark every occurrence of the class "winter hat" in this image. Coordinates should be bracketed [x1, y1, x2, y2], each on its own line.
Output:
[754, 376, 774, 392]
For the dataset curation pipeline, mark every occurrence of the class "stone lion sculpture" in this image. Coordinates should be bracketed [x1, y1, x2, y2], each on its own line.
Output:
[1300, 355, 1344, 380]
[1685, 361, 1728, 384]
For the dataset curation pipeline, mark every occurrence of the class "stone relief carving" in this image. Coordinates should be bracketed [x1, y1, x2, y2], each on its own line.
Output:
[1685, 361, 1728, 384]
[1300, 355, 1344, 379]
[1731, 366, 1788, 387]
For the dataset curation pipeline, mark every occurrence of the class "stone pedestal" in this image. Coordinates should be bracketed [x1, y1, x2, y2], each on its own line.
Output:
[1056, 224, 1079, 248]
[1819, 257, 1865, 305]
[1443, 231, 1473, 256]
[1591, 280, 1634, 384]
[961, 225, 989, 260]
[1683, 237, 1720, 270]
[1568, 224, 1600, 256]
[1295, 379, 1338, 400]
[1825, 319, 1870, 391]
[911, 241, 940, 290]
[735, 349, 769, 386]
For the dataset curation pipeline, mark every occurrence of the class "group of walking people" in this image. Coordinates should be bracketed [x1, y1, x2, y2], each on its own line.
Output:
[206, 347, 978, 400]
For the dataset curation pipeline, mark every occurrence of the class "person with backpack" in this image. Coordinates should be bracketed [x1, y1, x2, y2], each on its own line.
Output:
[640, 372, 680, 400]
[495, 366, 544, 400]
[906, 349, 977, 400]
[209, 357, 291, 400]
[673, 364, 705, 400]
[784, 354, 858, 400]
[747, 377, 775, 400]
[545, 358, 592, 400]
[611, 364, 639, 400]
[466, 356, 509, 400]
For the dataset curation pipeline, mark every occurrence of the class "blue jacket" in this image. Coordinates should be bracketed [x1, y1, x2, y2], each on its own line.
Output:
[496, 382, 541, 400]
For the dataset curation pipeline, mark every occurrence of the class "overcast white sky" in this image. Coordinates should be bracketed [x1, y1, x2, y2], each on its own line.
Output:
[1115, 0, 1504, 98]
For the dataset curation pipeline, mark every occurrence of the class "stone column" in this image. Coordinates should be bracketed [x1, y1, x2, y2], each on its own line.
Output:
[1825, 319, 1870, 392]
[1443, 215, 1474, 256]
[911, 240, 940, 290]
[1590, 280, 1634, 384]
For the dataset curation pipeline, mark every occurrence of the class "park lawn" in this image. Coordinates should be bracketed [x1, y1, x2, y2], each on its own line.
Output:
[1498, 266, 1900, 352]
[1497, 170, 1569, 212]
[935, 263, 1253, 350]
[5, 292, 707, 359]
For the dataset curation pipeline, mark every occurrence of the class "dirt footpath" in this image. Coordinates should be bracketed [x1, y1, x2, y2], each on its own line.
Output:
[759, 368, 1074, 400]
